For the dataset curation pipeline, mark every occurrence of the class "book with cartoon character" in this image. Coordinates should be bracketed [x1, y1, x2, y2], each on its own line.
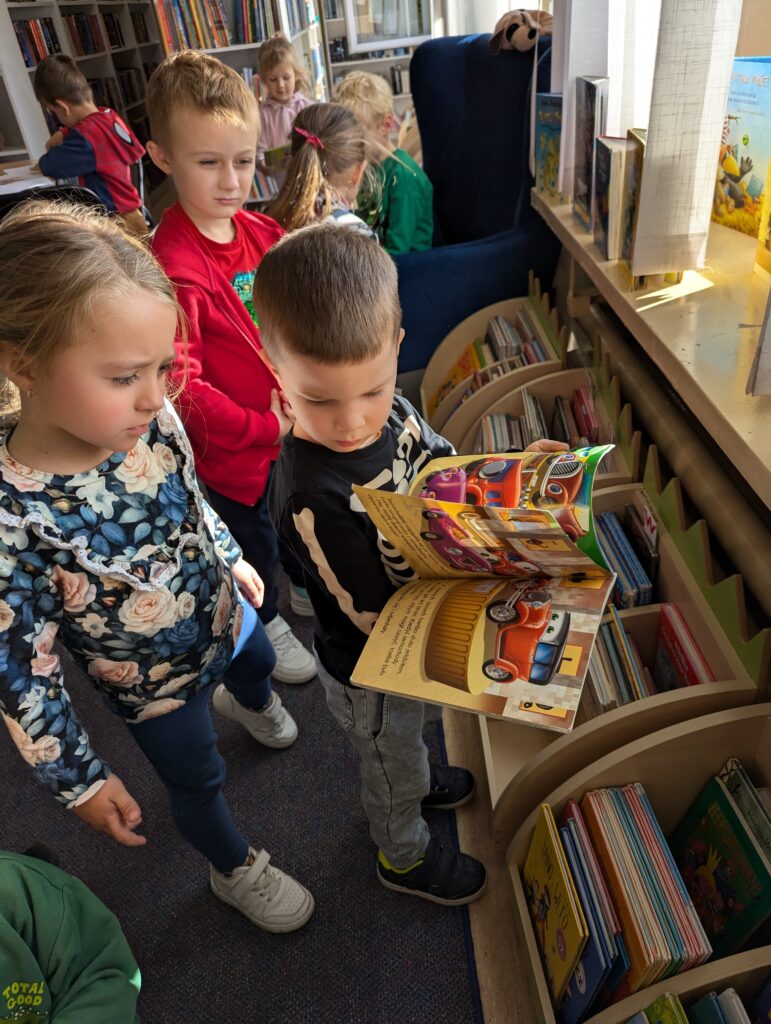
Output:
[350, 446, 617, 733]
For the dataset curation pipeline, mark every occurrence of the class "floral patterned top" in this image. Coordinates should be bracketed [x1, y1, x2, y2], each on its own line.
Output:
[0, 401, 243, 809]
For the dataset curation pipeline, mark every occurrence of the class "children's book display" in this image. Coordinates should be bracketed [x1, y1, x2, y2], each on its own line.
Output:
[351, 446, 617, 733]
[630, 985, 766, 1024]
[537, 93, 564, 198]
[573, 76, 609, 231]
[426, 310, 550, 421]
[713, 57, 771, 239]
[669, 764, 771, 959]
[481, 382, 602, 455]
[524, 786, 712, 1022]
[596, 509, 654, 609]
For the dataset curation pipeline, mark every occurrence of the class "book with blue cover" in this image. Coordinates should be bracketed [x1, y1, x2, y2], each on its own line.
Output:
[536, 93, 563, 198]
[689, 992, 730, 1024]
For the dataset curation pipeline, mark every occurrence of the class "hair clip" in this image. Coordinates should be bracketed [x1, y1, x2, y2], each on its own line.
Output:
[294, 126, 325, 150]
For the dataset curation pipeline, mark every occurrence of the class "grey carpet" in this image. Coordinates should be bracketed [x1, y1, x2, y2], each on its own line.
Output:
[0, 577, 483, 1024]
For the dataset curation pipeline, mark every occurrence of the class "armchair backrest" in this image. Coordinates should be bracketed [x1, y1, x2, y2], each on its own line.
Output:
[411, 34, 552, 246]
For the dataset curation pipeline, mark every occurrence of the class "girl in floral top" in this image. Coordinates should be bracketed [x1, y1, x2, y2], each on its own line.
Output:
[0, 201, 314, 934]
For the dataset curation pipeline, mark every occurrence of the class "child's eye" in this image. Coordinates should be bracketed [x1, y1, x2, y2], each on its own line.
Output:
[199, 159, 217, 166]
[306, 398, 329, 406]
[365, 390, 384, 399]
[237, 158, 254, 166]
[113, 374, 138, 387]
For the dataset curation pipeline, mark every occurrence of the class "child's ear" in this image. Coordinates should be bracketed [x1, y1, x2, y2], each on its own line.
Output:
[380, 113, 395, 138]
[146, 140, 173, 174]
[257, 346, 281, 382]
[396, 327, 405, 352]
[0, 347, 35, 392]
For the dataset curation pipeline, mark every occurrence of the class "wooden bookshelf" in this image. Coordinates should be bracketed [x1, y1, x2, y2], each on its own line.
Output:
[506, 703, 771, 1024]
[455, 366, 640, 488]
[478, 482, 756, 848]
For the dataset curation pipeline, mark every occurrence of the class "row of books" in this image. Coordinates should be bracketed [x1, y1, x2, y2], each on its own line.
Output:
[479, 384, 602, 455]
[587, 603, 715, 715]
[323, 0, 339, 18]
[250, 167, 279, 203]
[285, 0, 314, 39]
[131, 10, 151, 44]
[233, 0, 277, 46]
[595, 508, 654, 609]
[116, 67, 144, 105]
[628, 981, 771, 1024]
[427, 309, 551, 418]
[151, 0, 230, 52]
[12, 18, 62, 68]
[102, 12, 126, 49]
[525, 761, 771, 1022]
[64, 13, 106, 56]
[87, 76, 123, 111]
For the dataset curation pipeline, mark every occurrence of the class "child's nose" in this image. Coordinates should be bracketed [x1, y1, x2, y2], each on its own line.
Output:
[220, 164, 239, 189]
[138, 376, 166, 413]
[335, 405, 365, 431]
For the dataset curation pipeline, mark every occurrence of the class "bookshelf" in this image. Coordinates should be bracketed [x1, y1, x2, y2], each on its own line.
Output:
[0, 0, 326, 189]
[479, 479, 756, 847]
[507, 703, 771, 1024]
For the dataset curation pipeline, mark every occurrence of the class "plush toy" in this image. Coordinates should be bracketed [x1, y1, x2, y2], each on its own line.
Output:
[489, 9, 553, 55]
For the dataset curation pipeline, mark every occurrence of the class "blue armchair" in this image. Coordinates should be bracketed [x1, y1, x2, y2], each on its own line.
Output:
[394, 34, 559, 373]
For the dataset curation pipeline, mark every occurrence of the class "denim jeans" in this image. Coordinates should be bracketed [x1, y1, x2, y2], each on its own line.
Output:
[128, 598, 275, 873]
[315, 657, 431, 869]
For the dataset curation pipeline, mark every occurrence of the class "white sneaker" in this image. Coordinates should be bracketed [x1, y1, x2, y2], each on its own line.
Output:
[210, 847, 314, 933]
[289, 582, 314, 618]
[264, 614, 316, 684]
[212, 685, 297, 749]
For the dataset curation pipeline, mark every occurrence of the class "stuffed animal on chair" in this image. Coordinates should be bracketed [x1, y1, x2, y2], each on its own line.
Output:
[490, 9, 553, 54]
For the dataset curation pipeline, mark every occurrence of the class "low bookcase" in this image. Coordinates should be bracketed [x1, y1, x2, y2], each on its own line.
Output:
[478, 482, 755, 849]
[506, 703, 771, 1024]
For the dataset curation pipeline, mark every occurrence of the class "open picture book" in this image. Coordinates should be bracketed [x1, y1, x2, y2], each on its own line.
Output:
[351, 446, 617, 734]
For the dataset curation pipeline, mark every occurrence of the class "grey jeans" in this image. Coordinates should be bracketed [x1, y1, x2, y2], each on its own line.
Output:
[316, 657, 431, 868]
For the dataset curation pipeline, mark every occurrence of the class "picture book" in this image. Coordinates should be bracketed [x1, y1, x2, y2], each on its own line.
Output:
[689, 991, 730, 1024]
[350, 447, 617, 733]
[594, 137, 634, 261]
[523, 805, 589, 1004]
[573, 76, 609, 230]
[669, 775, 771, 958]
[753, 157, 771, 286]
[719, 990, 752, 1024]
[263, 142, 291, 172]
[620, 129, 647, 263]
[536, 92, 563, 198]
[644, 993, 689, 1024]
[713, 57, 771, 238]
[718, 757, 771, 861]
[653, 604, 715, 691]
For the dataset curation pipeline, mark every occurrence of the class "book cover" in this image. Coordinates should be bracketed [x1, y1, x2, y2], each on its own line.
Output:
[536, 93, 563, 198]
[653, 604, 715, 691]
[719, 989, 752, 1024]
[523, 805, 589, 1003]
[350, 447, 616, 733]
[754, 157, 771, 285]
[594, 137, 634, 261]
[713, 57, 771, 238]
[669, 775, 771, 957]
[690, 992, 730, 1024]
[645, 993, 689, 1024]
[620, 129, 647, 263]
[718, 757, 771, 861]
[573, 76, 609, 231]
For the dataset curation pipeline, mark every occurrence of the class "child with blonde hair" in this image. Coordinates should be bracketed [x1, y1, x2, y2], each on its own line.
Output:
[335, 70, 433, 254]
[256, 35, 311, 174]
[0, 201, 314, 934]
[268, 102, 375, 236]
[146, 50, 316, 681]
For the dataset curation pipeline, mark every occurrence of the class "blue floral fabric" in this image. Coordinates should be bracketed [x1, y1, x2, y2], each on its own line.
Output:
[0, 402, 243, 808]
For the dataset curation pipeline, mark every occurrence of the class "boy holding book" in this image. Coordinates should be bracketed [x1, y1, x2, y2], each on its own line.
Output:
[335, 71, 433, 254]
[145, 51, 315, 684]
[257, 223, 564, 902]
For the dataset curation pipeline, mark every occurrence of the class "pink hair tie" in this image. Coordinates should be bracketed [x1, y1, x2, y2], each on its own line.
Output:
[294, 126, 325, 150]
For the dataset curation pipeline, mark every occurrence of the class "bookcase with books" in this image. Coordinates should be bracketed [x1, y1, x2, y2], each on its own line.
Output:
[507, 702, 771, 1024]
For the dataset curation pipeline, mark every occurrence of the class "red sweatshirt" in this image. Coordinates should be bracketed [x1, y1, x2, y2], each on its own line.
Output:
[151, 203, 284, 504]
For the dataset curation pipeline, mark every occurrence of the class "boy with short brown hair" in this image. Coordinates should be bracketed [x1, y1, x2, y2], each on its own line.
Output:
[33, 54, 146, 236]
[146, 51, 316, 687]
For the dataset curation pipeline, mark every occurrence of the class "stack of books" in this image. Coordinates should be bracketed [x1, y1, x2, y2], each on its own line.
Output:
[63, 13, 106, 55]
[13, 18, 62, 66]
[524, 790, 713, 1020]
[102, 12, 125, 49]
[480, 384, 601, 454]
[587, 603, 715, 714]
[595, 509, 654, 608]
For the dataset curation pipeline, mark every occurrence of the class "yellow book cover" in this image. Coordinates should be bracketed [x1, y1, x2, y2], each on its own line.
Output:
[523, 804, 589, 1003]
[754, 157, 771, 285]
[427, 342, 483, 417]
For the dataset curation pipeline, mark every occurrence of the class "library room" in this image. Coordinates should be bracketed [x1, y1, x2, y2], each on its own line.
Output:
[1, 0, 771, 1021]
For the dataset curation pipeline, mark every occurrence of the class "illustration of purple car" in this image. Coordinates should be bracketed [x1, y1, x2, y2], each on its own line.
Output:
[420, 509, 541, 576]
[418, 467, 467, 502]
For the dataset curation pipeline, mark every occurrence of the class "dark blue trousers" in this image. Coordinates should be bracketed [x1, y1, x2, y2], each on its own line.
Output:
[128, 600, 275, 872]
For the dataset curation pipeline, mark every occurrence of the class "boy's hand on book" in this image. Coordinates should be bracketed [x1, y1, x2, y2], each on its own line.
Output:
[45, 131, 64, 150]
[73, 773, 147, 847]
[232, 557, 265, 608]
[526, 439, 570, 453]
[270, 388, 295, 440]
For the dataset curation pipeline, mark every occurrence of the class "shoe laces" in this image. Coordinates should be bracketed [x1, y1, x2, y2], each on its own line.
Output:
[271, 624, 305, 659]
[245, 850, 282, 903]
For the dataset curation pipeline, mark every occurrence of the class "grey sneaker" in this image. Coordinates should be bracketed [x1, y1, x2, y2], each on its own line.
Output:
[210, 847, 314, 933]
[289, 583, 314, 618]
[212, 685, 298, 749]
[264, 614, 316, 684]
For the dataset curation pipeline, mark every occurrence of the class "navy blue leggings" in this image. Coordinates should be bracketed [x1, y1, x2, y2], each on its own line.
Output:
[128, 601, 275, 873]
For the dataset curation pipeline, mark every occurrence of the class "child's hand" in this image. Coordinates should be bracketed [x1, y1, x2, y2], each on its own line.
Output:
[45, 131, 64, 150]
[73, 774, 147, 847]
[270, 388, 295, 441]
[525, 439, 570, 454]
[232, 557, 265, 608]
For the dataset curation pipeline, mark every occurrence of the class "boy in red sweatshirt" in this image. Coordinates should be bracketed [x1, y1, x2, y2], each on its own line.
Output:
[146, 51, 315, 685]
[34, 55, 146, 237]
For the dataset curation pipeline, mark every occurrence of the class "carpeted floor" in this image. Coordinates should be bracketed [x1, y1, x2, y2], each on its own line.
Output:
[0, 578, 484, 1024]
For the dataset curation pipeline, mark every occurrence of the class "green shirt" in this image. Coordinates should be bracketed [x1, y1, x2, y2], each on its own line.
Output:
[377, 148, 434, 255]
[0, 854, 140, 1024]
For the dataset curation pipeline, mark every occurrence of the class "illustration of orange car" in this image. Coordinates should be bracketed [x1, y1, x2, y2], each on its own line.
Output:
[482, 588, 571, 685]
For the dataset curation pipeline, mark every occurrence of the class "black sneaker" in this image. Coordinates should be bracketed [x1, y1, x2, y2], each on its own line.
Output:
[377, 839, 487, 906]
[422, 763, 476, 810]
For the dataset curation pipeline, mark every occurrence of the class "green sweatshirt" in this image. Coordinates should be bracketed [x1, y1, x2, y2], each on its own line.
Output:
[378, 148, 434, 255]
[0, 853, 140, 1024]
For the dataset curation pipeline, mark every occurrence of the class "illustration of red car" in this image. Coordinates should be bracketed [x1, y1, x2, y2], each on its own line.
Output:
[420, 510, 542, 576]
[521, 452, 586, 540]
[464, 458, 524, 508]
[418, 467, 467, 502]
[482, 586, 571, 685]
